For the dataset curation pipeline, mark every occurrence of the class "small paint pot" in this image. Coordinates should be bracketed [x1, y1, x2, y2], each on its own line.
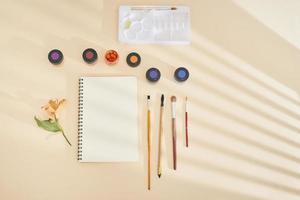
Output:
[104, 50, 119, 65]
[48, 49, 63, 65]
[82, 48, 98, 64]
[126, 52, 141, 67]
[146, 68, 161, 82]
[174, 67, 189, 82]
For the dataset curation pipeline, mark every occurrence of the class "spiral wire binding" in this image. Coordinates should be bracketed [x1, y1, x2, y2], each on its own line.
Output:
[78, 78, 84, 160]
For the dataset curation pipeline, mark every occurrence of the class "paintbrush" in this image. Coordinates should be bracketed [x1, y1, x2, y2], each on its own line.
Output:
[171, 96, 177, 170]
[185, 97, 189, 147]
[157, 94, 164, 178]
[147, 95, 151, 190]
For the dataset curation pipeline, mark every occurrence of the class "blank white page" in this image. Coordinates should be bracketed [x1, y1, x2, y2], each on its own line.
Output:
[78, 77, 138, 162]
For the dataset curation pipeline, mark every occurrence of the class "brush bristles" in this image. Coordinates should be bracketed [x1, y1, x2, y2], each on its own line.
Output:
[171, 96, 176, 102]
[161, 94, 164, 106]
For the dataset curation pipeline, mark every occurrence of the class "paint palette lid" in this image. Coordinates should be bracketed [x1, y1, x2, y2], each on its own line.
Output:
[146, 68, 161, 82]
[82, 48, 98, 64]
[174, 67, 189, 82]
[48, 49, 63, 65]
[119, 6, 190, 44]
[126, 52, 141, 67]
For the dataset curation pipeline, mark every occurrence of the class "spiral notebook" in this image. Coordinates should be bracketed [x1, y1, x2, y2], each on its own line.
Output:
[78, 76, 139, 162]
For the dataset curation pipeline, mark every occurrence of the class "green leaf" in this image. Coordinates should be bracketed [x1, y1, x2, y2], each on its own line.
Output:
[34, 116, 62, 133]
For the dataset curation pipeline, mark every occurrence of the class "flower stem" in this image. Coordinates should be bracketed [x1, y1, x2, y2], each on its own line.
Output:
[54, 114, 71, 146]
[60, 128, 72, 146]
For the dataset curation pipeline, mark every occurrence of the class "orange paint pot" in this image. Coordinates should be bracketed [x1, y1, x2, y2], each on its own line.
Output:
[126, 52, 141, 67]
[104, 50, 119, 65]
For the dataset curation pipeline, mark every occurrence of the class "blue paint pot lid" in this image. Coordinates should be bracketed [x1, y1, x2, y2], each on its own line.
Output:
[146, 68, 161, 82]
[174, 67, 189, 82]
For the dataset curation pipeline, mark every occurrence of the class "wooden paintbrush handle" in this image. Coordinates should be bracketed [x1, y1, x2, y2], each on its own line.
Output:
[172, 118, 177, 170]
[147, 110, 151, 190]
[157, 107, 163, 177]
[185, 112, 188, 147]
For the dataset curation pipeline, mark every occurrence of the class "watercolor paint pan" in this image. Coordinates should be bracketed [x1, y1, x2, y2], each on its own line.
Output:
[105, 50, 119, 65]
[82, 48, 98, 64]
[174, 67, 189, 82]
[48, 49, 63, 65]
[146, 68, 161, 82]
[127, 52, 141, 67]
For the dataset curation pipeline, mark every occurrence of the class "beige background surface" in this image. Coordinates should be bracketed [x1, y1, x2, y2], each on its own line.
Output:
[1, 0, 300, 200]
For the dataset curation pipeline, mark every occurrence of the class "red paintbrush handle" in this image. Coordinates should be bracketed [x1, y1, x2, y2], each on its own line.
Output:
[172, 118, 177, 170]
[185, 112, 188, 147]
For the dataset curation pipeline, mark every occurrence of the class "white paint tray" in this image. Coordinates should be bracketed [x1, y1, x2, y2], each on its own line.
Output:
[119, 6, 190, 44]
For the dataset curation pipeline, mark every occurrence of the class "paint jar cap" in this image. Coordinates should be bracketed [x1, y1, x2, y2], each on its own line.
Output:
[48, 49, 63, 65]
[126, 52, 141, 67]
[105, 50, 119, 65]
[82, 48, 98, 64]
[146, 68, 161, 82]
[174, 67, 189, 82]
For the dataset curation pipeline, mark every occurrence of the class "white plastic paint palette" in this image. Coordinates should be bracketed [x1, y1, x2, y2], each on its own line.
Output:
[119, 6, 190, 44]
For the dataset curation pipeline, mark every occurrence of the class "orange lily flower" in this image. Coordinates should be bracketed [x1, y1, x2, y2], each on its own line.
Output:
[42, 99, 66, 119]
